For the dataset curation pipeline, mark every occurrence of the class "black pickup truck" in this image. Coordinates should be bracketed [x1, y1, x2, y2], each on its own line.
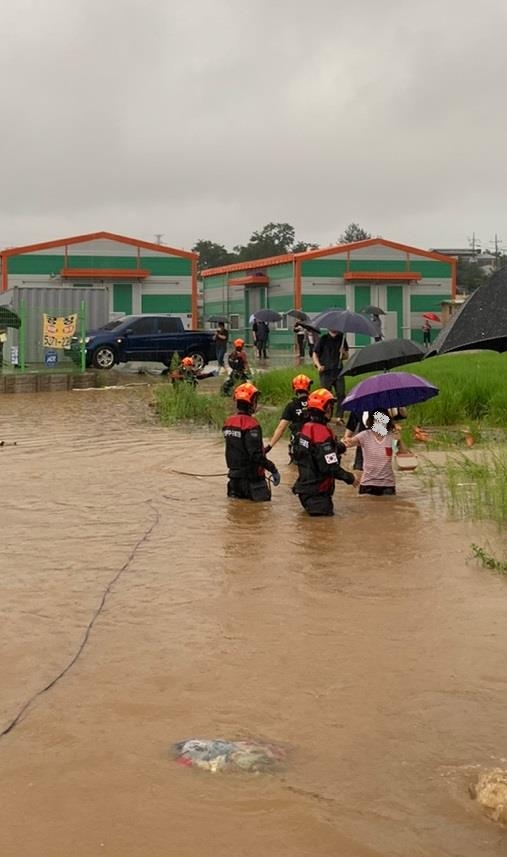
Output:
[70, 314, 216, 370]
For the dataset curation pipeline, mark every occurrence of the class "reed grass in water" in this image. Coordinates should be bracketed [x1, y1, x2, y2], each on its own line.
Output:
[155, 383, 229, 428]
[442, 448, 507, 528]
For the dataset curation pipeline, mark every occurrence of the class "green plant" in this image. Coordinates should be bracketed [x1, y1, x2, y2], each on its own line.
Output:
[471, 544, 507, 575]
[155, 382, 230, 428]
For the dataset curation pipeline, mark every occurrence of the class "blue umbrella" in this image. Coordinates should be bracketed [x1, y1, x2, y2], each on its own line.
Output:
[311, 309, 378, 337]
[342, 371, 439, 412]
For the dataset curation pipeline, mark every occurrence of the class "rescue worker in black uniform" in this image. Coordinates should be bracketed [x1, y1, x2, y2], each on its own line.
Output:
[223, 382, 281, 501]
[292, 387, 357, 516]
[169, 356, 216, 386]
[266, 374, 313, 464]
[221, 338, 250, 396]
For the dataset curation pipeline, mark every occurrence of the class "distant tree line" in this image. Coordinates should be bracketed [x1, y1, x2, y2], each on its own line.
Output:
[192, 222, 372, 272]
[192, 222, 500, 293]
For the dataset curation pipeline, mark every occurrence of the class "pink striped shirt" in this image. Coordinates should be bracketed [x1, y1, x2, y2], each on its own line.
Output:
[355, 430, 396, 488]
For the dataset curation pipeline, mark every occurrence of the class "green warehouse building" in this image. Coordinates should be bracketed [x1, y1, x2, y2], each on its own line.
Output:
[0, 230, 198, 327]
[202, 238, 456, 349]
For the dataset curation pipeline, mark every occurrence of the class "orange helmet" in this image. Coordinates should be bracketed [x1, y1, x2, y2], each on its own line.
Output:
[182, 357, 194, 367]
[233, 338, 245, 348]
[233, 382, 259, 404]
[307, 388, 336, 412]
[292, 374, 312, 392]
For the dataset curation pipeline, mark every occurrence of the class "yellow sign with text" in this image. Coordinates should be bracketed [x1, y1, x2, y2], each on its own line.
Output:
[42, 313, 78, 349]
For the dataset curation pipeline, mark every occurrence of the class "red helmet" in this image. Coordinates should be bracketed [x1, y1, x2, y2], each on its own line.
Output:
[233, 382, 259, 404]
[233, 338, 245, 348]
[181, 357, 194, 367]
[307, 388, 336, 412]
[292, 374, 312, 392]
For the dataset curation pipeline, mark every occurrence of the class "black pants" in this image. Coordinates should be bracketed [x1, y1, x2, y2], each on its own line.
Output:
[297, 492, 334, 516]
[256, 339, 268, 359]
[296, 335, 305, 358]
[319, 371, 345, 417]
[358, 485, 396, 496]
[227, 478, 271, 502]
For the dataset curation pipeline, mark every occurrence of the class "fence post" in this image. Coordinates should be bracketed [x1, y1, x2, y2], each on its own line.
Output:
[79, 300, 86, 373]
[19, 299, 26, 371]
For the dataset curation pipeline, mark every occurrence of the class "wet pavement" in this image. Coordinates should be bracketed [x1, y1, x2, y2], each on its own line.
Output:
[0, 386, 506, 857]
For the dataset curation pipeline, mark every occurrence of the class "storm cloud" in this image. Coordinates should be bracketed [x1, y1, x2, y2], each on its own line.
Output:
[1, 0, 506, 253]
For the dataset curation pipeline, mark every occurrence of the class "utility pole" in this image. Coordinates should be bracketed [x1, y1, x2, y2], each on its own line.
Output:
[154, 234, 164, 245]
[489, 234, 505, 269]
[467, 232, 481, 258]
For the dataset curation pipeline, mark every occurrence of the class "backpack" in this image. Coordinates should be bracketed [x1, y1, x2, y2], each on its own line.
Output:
[228, 351, 244, 372]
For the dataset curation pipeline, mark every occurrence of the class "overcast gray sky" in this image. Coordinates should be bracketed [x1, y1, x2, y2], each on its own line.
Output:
[1, 0, 506, 254]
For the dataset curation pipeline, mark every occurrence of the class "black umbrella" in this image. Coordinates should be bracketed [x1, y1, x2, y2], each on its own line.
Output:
[340, 338, 425, 376]
[426, 268, 507, 356]
[299, 321, 321, 335]
[360, 305, 385, 315]
[207, 315, 228, 323]
[311, 308, 378, 337]
[252, 309, 282, 323]
[285, 309, 311, 322]
[0, 307, 21, 329]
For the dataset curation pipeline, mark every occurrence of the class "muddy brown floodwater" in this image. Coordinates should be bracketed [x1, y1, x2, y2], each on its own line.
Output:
[0, 386, 506, 857]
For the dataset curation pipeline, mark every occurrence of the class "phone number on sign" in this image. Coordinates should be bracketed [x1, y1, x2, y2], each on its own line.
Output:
[43, 335, 72, 348]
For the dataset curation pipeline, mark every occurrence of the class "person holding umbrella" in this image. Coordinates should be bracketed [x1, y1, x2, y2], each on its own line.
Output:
[312, 330, 349, 422]
[422, 318, 432, 347]
[343, 409, 409, 496]
[213, 321, 229, 372]
[253, 318, 269, 359]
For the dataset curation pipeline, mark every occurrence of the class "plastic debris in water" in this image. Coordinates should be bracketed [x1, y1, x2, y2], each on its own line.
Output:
[172, 738, 287, 773]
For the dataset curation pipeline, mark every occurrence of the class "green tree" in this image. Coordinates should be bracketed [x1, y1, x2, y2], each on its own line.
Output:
[456, 259, 488, 294]
[192, 240, 235, 272]
[292, 240, 320, 253]
[339, 223, 372, 243]
[234, 222, 318, 261]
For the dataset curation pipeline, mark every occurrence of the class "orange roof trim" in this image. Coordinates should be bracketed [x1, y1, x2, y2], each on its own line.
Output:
[201, 239, 456, 278]
[344, 271, 422, 281]
[1, 230, 197, 260]
[201, 254, 293, 277]
[61, 268, 150, 279]
[294, 238, 456, 265]
[228, 274, 269, 286]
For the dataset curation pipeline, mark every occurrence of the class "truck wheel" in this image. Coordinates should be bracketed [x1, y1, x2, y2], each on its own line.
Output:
[92, 346, 117, 369]
[187, 351, 206, 371]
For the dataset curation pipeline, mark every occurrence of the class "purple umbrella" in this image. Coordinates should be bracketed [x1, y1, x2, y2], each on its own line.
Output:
[342, 371, 439, 412]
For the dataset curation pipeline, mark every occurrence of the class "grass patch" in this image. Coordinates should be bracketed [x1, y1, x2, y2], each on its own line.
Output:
[442, 448, 507, 528]
[376, 352, 506, 427]
[154, 382, 230, 429]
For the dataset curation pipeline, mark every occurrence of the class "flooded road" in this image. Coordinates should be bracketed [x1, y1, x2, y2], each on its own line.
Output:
[0, 386, 506, 857]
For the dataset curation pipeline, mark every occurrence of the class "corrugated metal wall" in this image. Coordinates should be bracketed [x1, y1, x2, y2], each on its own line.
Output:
[0, 286, 109, 363]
